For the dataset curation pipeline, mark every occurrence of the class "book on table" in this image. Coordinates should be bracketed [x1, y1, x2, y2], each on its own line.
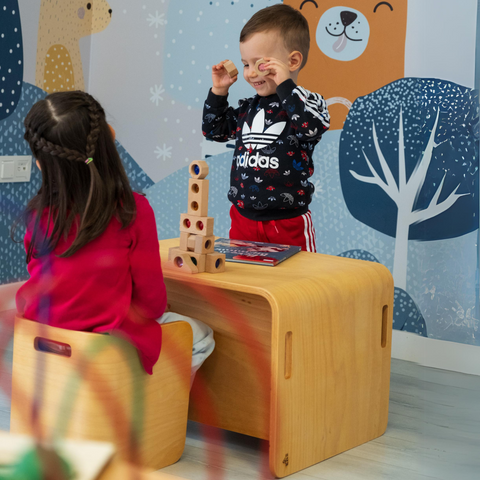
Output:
[214, 238, 301, 266]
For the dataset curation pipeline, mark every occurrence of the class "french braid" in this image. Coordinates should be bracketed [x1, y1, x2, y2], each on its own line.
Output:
[34, 137, 85, 162]
[17, 90, 135, 260]
[84, 94, 102, 159]
[24, 92, 103, 164]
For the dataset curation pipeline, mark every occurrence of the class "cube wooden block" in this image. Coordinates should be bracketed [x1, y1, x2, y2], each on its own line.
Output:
[169, 250, 198, 274]
[206, 252, 226, 273]
[187, 234, 216, 254]
[179, 232, 190, 251]
[169, 248, 206, 273]
[188, 178, 209, 217]
[168, 246, 179, 261]
[189, 161, 209, 179]
[223, 60, 238, 78]
[180, 214, 214, 236]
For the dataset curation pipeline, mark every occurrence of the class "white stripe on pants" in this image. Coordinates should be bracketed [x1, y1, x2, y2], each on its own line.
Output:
[302, 211, 316, 252]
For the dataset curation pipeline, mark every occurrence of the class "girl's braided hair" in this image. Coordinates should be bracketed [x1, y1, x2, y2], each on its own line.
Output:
[14, 91, 136, 260]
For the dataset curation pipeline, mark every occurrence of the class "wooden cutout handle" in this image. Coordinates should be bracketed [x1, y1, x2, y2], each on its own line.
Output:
[381, 305, 388, 348]
[34, 337, 72, 357]
[285, 331, 292, 379]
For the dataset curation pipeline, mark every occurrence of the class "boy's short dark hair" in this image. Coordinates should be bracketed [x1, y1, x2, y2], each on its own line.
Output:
[240, 4, 310, 69]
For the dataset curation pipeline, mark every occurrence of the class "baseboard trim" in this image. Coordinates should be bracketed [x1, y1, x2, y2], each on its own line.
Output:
[392, 330, 480, 376]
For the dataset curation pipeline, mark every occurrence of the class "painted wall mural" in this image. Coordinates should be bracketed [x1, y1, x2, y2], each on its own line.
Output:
[285, 0, 408, 130]
[1, 0, 478, 348]
[36, 0, 112, 92]
[340, 78, 479, 290]
[0, 0, 152, 284]
[0, 0, 23, 121]
[144, 0, 478, 345]
[273, 1, 478, 342]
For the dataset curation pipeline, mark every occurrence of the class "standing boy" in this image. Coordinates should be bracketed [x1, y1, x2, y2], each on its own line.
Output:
[202, 4, 330, 252]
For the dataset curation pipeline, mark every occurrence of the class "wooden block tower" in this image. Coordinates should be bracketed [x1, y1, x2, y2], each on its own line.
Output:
[169, 161, 226, 274]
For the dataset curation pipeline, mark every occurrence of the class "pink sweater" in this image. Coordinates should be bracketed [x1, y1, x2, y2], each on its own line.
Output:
[16, 193, 166, 374]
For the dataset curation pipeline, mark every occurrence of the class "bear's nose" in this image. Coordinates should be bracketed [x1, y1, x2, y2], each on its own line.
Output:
[109, 9, 112, 16]
[340, 10, 357, 27]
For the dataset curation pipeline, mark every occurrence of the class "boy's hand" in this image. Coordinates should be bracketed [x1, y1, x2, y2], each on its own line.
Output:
[260, 58, 290, 86]
[211, 60, 237, 96]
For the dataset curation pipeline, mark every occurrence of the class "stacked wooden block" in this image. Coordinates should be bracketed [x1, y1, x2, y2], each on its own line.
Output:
[168, 161, 226, 274]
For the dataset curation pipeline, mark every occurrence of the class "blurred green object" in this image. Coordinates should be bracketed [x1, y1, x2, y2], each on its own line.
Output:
[0, 445, 75, 480]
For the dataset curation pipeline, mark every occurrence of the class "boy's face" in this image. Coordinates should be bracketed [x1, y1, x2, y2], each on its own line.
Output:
[240, 31, 292, 97]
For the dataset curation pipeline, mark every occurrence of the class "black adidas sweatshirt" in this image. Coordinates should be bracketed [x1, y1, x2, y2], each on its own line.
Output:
[202, 79, 330, 221]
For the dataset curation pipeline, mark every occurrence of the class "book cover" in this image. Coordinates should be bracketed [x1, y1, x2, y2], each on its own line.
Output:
[214, 238, 301, 266]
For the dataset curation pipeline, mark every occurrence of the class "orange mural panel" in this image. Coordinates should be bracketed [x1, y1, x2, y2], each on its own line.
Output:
[285, 0, 407, 130]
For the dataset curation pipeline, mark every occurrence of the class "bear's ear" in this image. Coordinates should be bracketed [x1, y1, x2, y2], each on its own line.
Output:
[78, 7, 85, 20]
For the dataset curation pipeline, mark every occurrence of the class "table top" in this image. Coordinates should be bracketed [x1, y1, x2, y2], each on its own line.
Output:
[159, 238, 392, 299]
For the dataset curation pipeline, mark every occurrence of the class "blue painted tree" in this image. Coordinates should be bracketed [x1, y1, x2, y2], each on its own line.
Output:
[0, 0, 23, 121]
[339, 78, 479, 289]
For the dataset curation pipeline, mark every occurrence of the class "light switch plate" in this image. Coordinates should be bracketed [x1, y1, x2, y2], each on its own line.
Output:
[0, 156, 32, 183]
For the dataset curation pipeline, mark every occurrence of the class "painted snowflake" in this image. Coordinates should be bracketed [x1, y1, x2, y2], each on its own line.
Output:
[147, 11, 166, 28]
[155, 144, 172, 161]
[150, 85, 165, 106]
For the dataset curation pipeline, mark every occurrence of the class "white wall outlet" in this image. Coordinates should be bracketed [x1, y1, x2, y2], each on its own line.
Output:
[0, 156, 32, 183]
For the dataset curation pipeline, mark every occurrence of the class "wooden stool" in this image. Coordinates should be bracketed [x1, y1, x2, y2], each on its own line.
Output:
[10, 316, 193, 471]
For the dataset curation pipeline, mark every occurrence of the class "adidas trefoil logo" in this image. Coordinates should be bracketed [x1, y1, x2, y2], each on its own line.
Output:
[242, 109, 286, 151]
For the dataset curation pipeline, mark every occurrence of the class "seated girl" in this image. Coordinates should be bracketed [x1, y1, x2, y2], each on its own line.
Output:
[14, 91, 214, 384]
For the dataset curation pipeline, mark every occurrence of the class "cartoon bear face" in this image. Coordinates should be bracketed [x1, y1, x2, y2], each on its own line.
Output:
[285, 0, 407, 130]
[76, 0, 112, 35]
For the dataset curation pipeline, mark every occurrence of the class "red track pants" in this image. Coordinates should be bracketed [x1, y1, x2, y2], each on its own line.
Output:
[229, 205, 317, 252]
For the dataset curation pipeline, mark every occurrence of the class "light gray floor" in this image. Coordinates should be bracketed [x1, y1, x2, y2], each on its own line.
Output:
[160, 360, 480, 480]
[1, 314, 479, 479]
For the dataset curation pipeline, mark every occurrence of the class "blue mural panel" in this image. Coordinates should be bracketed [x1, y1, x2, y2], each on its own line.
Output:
[0, 83, 45, 284]
[116, 141, 154, 193]
[0, 0, 23, 121]
[393, 287, 427, 337]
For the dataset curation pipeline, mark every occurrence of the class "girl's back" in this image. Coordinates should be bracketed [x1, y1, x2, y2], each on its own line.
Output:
[14, 91, 166, 373]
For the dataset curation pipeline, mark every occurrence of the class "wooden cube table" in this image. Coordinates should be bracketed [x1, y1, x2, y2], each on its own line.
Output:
[159, 238, 394, 478]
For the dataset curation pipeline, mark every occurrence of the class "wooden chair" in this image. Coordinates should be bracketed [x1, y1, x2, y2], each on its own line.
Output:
[10, 315, 193, 471]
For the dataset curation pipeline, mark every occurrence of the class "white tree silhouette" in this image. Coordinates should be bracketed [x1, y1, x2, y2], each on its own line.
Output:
[350, 109, 469, 289]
